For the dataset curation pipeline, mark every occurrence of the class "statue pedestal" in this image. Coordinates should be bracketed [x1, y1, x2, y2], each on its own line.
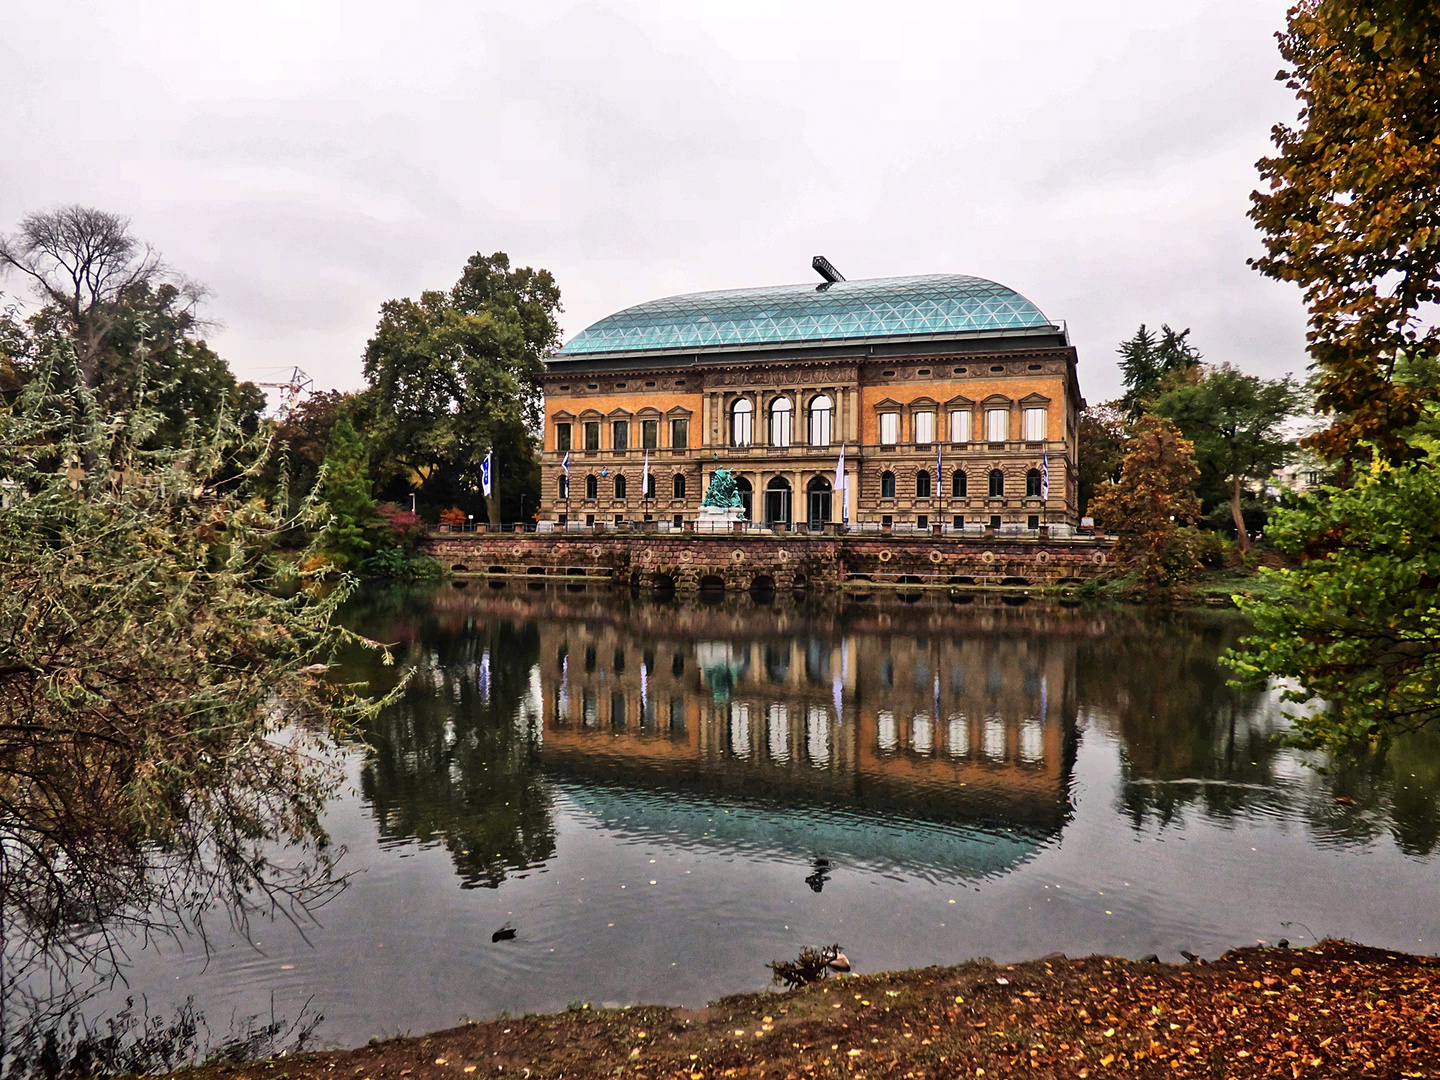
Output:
[698, 506, 745, 531]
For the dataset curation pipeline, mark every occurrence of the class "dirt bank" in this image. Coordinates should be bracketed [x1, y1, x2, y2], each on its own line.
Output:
[191, 941, 1438, 1079]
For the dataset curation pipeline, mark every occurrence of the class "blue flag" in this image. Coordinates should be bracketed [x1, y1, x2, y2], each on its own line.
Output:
[481, 449, 493, 497]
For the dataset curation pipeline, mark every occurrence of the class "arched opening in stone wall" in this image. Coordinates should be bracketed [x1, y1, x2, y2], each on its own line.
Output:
[765, 476, 791, 527]
[806, 476, 831, 528]
[736, 476, 753, 522]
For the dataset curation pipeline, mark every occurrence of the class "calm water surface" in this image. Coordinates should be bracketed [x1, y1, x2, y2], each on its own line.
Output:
[106, 586, 1440, 1047]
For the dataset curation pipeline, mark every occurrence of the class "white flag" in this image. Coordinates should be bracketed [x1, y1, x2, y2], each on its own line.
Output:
[1041, 453, 1050, 500]
[642, 450, 650, 498]
[834, 443, 846, 523]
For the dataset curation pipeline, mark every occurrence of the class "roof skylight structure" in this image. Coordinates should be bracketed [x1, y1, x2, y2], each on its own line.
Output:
[557, 274, 1054, 358]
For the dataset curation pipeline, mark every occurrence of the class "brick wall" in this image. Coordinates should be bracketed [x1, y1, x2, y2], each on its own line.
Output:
[423, 531, 1114, 593]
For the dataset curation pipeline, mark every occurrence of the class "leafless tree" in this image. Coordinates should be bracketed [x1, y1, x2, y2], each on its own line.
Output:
[0, 207, 169, 384]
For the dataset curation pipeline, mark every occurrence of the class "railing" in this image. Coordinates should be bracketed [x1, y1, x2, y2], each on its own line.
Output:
[429, 521, 1108, 541]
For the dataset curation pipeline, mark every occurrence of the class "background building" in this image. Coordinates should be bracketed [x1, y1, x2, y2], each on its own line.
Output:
[541, 270, 1084, 532]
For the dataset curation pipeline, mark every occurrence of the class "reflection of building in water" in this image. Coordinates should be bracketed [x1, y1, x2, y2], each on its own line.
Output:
[537, 615, 1076, 831]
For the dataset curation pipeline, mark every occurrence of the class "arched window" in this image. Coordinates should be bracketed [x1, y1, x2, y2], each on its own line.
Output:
[916, 470, 931, 498]
[952, 470, 967, 497]
[673, 474, 687, 499]
[809, 394, 832, 447]
[1026, 468, 1042, 497]
[736, 476, 753, 521]
[765, 476, 792, 525]
[732, 398, 753, 446]
[770, 397, 793, 447]
[644, 471, 656, 498]
[585, 474, 598, 500]
[615, 474, 627, 499]
[988, 469, 1005, 498]
[881, 470, 896, 499]
[558, 474, 569, 499]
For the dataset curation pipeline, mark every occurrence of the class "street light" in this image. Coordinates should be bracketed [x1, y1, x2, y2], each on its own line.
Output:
[467, 513, 474, 532]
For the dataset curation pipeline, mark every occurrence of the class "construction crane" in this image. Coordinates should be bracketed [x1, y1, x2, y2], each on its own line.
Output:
[253, 366, 314, 417]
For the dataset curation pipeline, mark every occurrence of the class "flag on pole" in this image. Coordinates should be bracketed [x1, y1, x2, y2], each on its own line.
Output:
[481, 448, 493, 497]
[937, 439, 943, 499]
[1041, 453, 1050, 500]
[834, 444, 846, 523]
[642, 450, 650, 499]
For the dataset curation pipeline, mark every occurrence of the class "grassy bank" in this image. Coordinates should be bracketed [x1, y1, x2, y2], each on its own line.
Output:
[190, 941, 1437, 1079]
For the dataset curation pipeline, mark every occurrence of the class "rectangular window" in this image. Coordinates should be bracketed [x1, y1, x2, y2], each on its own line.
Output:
[917, 515, 929, 531]
[879, 412, 900, 445]
[670, 418, 689, 449]
[612, 420, 629, 450]
[949, 410, 971, 443]
[913, 411, 935, 445]
[952, 515, 964, 529]
[642, 419, 658, 449]
[556, 422, 572, 452]
[985, 409, 1008, 443]
[584, 421, 600, 451]
[1024, 407, 1047, 442]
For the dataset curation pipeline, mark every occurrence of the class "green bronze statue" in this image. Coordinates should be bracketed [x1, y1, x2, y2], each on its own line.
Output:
[700, 467, 745, 516]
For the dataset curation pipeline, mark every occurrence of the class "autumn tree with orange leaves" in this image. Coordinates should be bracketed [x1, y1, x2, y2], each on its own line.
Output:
[1250, 2, 1440, 463]
[1089, 416, 1203, 593]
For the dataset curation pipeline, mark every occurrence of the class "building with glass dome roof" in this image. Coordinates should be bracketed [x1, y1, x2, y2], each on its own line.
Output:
[541, 267, 1085, 532]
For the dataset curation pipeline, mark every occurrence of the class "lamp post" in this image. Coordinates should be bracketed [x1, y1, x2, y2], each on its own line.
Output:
[467, 513, 473, 533]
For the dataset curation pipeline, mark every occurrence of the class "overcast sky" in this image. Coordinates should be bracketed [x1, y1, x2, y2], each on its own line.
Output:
[1, 0, 1307, 404]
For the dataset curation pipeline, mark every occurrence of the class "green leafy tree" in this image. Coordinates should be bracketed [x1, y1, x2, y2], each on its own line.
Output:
[0, 207, 264, 444]
[1227, 439, 1440, 752]
[321, 413, 376, 568]
[1250, 3, 1440, 462]
[362, 252, 560, 523]
[1089, 415, 1203, 593]
[1077, 401, 1127, 516]
[0, 346, 392, 1020]
[1153, 364, 1306, 551]
[260, 389, 357, 513]
[1117, 323, 1203, 419]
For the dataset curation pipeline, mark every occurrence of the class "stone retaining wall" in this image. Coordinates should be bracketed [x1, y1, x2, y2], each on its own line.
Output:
[422, 531, 1115, 593]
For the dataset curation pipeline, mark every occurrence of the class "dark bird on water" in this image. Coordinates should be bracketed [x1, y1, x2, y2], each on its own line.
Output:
[1179, 950, 1201, 964]
[492, 925, 517, 942]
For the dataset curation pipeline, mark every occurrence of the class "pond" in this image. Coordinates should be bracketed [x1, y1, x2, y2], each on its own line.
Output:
[62, 586, 1440, 1050]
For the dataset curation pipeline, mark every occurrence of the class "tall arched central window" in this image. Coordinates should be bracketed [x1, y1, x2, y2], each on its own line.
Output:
[809, 394, 832, 447]
[615, 474, 627, 499]
[881, 471, 896, 499]
[732, 398, 753, 447]
[916, 470, 932, 498]
[586, 474, 598, 500]
[952, 470, 968, 498]
[770, 397, 793, 447]
[988, 469, 1005, 498]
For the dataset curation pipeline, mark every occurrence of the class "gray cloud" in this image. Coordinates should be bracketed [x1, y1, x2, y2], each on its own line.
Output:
[0, 0, 1306, 404]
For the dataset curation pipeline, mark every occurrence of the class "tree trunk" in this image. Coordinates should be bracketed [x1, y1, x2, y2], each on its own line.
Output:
[486, 492, 500, 530]
[1231, 473, 1249, 553]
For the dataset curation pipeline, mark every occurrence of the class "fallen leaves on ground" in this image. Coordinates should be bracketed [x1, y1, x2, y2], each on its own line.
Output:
[186, 940, 1440, 1079]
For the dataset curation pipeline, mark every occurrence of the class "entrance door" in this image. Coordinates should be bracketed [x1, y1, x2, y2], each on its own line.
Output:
[806, 476, 832, 528]
[736, 476, 753, 522]
[765, 477, 791, 526]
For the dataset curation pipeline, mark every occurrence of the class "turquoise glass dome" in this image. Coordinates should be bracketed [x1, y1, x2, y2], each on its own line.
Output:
[557, 273, 1054, 358]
